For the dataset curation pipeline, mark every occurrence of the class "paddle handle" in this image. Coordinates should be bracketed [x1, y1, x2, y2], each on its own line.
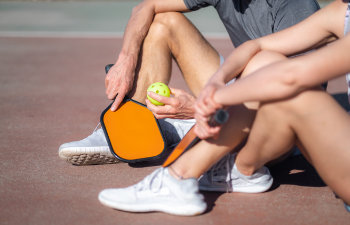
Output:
[162, 109, 229, 167]
[105, 64, 114, 74]
[209, 109, 229, 126]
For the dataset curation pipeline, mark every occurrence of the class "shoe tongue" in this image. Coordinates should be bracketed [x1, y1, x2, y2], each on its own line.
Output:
[210, 155, 230, 181]
[212, 175, 228, 182]
[140, 168, 164, 191]
[95, 128, 108, 142]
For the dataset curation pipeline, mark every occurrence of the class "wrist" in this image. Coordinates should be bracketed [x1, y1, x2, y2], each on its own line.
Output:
[116, 51, 137, 69]
[213, 88, 225, 106]
[209, 72, 225, 85]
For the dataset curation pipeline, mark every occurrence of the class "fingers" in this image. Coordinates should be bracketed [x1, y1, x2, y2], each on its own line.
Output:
[105, 66, 120, 100]
[147, 91, 173, 105]
[146, 88, 196, 119]
[169, 87, 182, 96]
[194, 123, 221, 139]
[195, 85, 222, 118]
[111, 92, 124, 111]
[105, 64, 135, 111]
[105, 74, 109, 89]
[145, 99, 175, 119]
[194, 82, 225, 138]
[194, 110, 222, 139]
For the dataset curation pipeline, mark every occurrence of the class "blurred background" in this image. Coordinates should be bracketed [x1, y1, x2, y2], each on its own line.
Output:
[1, 1, 349, 225]
[0, 0, 334, 40]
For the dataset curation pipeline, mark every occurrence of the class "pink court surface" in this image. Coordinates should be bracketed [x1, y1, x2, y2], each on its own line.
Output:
[0, 36, 349, 225]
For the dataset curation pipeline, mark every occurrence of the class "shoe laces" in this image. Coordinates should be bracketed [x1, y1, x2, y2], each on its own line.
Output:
[86, 123, 103, 138]
[206, 154, 232, 191]
[93, 123, 102, 132]
[135, 168, 164, 193]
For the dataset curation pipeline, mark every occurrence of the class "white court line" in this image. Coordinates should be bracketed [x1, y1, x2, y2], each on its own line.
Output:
[0, 31, 229, 39]
[0, 31, 124, 39]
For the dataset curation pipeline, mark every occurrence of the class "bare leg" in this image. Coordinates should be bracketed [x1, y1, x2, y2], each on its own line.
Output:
[236, 88, 350, 203]
[170, 105, 255, 179]
[129, 12, 221, 103]
[235, 97, 298, 175]
[169, 51, 286, 179]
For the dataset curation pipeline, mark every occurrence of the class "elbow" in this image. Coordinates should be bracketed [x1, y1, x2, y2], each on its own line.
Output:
[281, 67, 298, 87]
[131, 3, 142, 15]
[242, 39, 262, 54]
[279, 61, 306, 96]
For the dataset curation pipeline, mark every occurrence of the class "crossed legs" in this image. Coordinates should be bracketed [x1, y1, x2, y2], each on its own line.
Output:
[168, 51, 286, 179]
[125, 11, 350, 204]
[168, 49, 350, 204]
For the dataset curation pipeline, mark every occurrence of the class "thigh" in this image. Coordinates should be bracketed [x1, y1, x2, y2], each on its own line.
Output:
[285, 90, 350, 179]
[286, 89, 350, 202]
[163, 13, 222, 96]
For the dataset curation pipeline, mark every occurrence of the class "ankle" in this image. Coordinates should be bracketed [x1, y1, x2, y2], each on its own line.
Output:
[168, 167, 184, 180]
[235, 161, 256, 176]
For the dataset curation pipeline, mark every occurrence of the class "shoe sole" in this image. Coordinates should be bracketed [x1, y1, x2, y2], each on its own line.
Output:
[59, 146, 119, 166]
[199, 178, 273, 193]
[98, 194, 206, 216]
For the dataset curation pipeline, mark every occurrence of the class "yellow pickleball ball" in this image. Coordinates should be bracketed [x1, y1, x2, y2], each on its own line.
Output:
[147, 82, 171, 106]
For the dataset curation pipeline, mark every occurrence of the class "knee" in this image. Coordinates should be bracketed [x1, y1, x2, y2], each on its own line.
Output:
[147, 12, 186, 41]
[153, 12, 186, 30]
[240, 50, 288, 109]
[241, 50, 287, 78]
[259, 89, 329, 120]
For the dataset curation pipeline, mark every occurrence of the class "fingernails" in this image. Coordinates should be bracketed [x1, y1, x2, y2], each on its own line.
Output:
[111, 106, 116, 111]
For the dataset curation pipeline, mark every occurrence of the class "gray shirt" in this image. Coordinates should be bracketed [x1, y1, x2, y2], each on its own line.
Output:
[183, 0, 320, 47]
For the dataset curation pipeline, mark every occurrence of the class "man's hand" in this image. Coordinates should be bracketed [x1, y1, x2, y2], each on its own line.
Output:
[194, 80, 225, 139]
[145, 87, 196, 119]
[105, 56, 136, 111]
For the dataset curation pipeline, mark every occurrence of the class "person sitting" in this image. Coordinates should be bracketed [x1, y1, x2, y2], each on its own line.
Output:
[98, 0, 350, 215]
[58, 0, 319, 165]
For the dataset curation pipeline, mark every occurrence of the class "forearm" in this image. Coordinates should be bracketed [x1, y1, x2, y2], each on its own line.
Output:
[214, 35, 350, 106]
[214, 59, 301, 106]
[117, 0, 188, 68]
[117, 1, 156, 68]
[210, 40, 262, 83]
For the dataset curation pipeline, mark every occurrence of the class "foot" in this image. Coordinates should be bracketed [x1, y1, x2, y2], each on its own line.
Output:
[58, 124, 119, 165]
[98, 168, 207, 216]
[199, 154, 273, 193]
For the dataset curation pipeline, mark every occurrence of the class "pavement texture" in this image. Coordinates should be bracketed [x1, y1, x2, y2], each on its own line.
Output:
[1, 1, 350, 225]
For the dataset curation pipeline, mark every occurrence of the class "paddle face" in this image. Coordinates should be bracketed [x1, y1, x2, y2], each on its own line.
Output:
[103, 63, 230, 166]
[102, 64, 168, 163]
[162, 109, 229, 167]
[101, 99, 168, 163]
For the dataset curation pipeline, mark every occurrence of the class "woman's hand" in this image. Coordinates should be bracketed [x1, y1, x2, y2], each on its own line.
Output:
[194, 80, 225, 139]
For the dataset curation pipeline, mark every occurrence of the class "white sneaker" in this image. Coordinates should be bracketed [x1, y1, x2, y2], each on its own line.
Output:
[58, 118, 194, 166]
[58, 124, 119, 165]
[199, 154, 273, 193]
[98, 168, 207, 216]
